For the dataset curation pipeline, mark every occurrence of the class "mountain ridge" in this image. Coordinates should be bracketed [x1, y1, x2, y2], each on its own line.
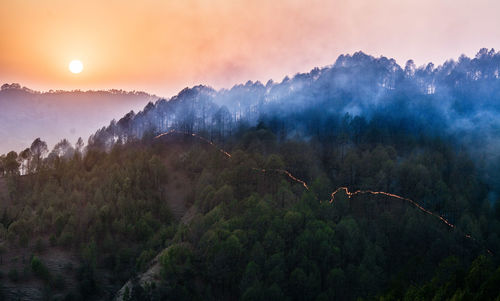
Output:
[0, 85, 159, 154]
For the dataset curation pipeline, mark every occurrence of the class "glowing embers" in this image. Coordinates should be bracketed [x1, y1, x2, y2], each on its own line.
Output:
[156, 130, 306, 189]
[252, 168, 309, 190]
[153, 129, 490, 253]
[330, 187, 455, 228]
[154, 129, 231, 158]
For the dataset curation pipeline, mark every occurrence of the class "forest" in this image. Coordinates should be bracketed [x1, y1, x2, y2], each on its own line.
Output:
[1, 49, 500, 300]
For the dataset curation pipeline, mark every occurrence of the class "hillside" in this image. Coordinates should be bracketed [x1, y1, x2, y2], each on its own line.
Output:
[0, 135, 205, 299]
[2, 123, 495, 300]
[1, 50, 500, 300]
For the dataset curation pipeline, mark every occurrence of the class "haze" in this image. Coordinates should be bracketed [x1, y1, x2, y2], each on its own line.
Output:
[1, 0, 500, 96]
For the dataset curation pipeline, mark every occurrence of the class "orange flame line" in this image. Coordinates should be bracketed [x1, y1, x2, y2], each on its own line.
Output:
[155, 130, 491, 254]
[252, 168, 309, 190]
[330, 187, 455, 228]
[155, 129, 231, 158]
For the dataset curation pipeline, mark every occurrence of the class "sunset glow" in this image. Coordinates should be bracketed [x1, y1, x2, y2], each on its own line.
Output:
[1, 1, 499, 298]
[1, 0, 500, 96]
[69, 60, 83, 74]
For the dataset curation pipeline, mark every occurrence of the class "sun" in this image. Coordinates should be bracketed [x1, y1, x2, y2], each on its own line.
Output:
[69, 60, 83, 74]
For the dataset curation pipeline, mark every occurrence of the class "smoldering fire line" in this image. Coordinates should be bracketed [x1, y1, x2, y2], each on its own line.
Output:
[154, 130, 492, 254]
[155, 129, 231, 158]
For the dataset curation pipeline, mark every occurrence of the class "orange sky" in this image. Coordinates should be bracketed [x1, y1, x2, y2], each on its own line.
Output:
[1, 0, 500, 97]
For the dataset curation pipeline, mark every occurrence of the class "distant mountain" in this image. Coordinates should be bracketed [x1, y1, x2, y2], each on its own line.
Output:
[0, 84, 158, 154]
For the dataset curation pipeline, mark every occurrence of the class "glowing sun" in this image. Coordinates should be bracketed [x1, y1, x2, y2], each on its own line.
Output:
[69, 60, 83, 74]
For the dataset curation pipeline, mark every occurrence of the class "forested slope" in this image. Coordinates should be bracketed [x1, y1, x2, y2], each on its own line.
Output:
[1, 49, 500, 300]
[1, 124, 497, 300]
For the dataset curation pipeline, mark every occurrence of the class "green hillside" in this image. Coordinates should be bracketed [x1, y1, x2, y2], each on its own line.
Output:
[0, 125, 497, 300]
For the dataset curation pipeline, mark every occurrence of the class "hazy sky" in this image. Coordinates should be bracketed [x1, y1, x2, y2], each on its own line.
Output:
[1, 0, 499, 97]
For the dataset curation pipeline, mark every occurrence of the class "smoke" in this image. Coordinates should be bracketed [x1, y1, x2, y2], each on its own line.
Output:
[91, 48, 500, 194]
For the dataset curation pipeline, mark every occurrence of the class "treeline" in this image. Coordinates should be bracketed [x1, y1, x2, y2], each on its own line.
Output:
[93, 48, 500, 146]
[0, 137, 83, 177]
[88, 49, 500, 195]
